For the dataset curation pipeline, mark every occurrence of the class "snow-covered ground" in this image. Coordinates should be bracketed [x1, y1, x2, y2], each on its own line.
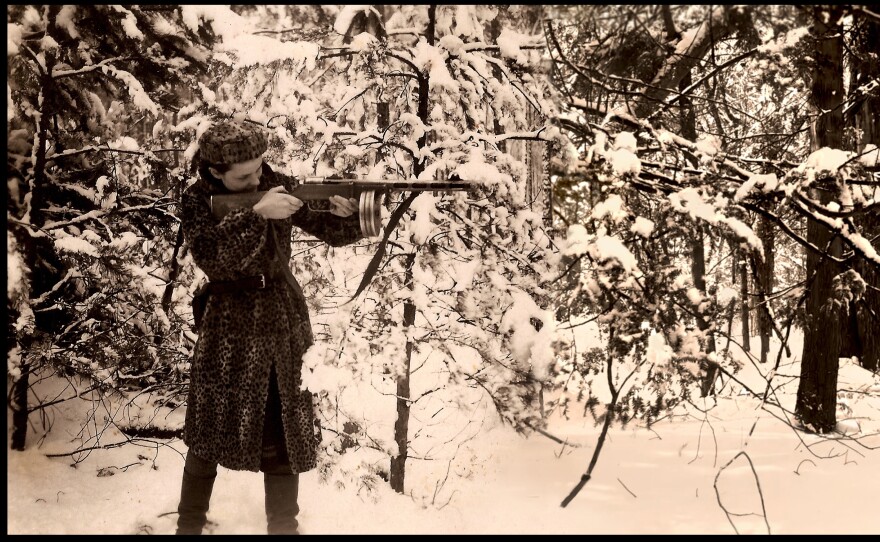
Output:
[8, 329, 880, 535]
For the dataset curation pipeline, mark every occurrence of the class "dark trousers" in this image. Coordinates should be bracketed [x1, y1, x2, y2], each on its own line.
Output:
[176, 366, 299, 534]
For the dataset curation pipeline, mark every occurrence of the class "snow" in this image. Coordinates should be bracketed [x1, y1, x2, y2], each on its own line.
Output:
[695, 135, 721, 157]
[9, 328, 880, 535]
[858, 144, 879, 167]
[411, 40, 460, 94]
[438, 35, 465, 56]
[847, 231, 880, 264]
[111, 5, 144, 41]
[562, 225, 590, 257]
[53, 233, 100, 258]
[801, 147, 852, 174]
[686, 287, 705, 306]
[669, 188, 763, 253]
[180, 5, 249, 42]
[631, 216, 655, 238]
[595, 232, 640, 275]
[100, 66, 159, 115]
[7, 23, 23, 57]
[500, 290, 556, 380]
[214, 34, 320, 69]
[612, 131, 637, 153]
[669, 187, 719, 223]
[734, 173, 779, 201]
[409, 192, 439, 245]
[333, 5, 376, 36]
[717, 286, 738, 307]
[7, 231, 28, 298]
[55, 6, 80, 39]
[646, 330, 673, 367]
[496, 28, 536, 64]
[347, 32, 378, 53]
[590, 194, 628, 223]
[451, 258, 481, 292]
[607, 148, 642, 176]
[721, 216, 764, 254]
[39, 35, 59, 51]
[758, 26, 810, 54]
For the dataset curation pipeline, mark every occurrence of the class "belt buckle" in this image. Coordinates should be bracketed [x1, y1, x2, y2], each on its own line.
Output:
[258, 274, 266, 289]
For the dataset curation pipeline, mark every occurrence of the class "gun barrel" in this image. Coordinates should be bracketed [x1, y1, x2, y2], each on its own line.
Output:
[360, 181, 473, 191]
[304, 179, 474, 191]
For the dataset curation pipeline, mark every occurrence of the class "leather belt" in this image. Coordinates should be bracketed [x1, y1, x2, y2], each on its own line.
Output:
[206, 273, 282, 294]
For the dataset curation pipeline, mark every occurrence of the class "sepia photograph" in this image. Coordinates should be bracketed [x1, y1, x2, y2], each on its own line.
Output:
[7, 4, 880, 535]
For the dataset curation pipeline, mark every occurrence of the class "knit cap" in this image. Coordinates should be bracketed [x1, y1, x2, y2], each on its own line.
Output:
[198, 121, 268, 165]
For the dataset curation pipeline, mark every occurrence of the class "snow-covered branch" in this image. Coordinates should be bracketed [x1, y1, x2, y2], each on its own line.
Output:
[42, 203, 176, 231]
[789, 197, 880, 268]
[51, 56, 132, 79]
[45, 145, 185, 163]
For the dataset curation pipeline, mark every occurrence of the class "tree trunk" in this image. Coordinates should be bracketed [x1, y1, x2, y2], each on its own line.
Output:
[390, 4, 435, 494]
[389, 267, 416, 492]
[740, 252, 751, 351]
[695, 225, 719, 397]
[756, 217, 775, 364]
[11, 51, 57, 451]
[10, 364, 30, 451]
[795, 5, 845, 433]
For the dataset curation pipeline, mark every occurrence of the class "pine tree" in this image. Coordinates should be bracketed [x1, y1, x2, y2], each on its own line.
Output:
[7, 5, 230, 450]
[544, 5, 879, 438]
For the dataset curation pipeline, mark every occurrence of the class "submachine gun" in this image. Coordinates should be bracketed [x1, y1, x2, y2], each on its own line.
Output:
[210, 176, 476, 237]
[209, 176, 477, 301]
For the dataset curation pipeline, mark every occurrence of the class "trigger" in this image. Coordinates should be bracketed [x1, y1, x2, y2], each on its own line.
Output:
[307, 200, 333, 212]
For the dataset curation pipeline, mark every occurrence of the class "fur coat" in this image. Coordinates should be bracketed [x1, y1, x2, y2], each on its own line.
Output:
[180, 163, 361, 472]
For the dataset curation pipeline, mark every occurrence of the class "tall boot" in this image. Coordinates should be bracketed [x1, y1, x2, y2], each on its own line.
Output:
[176, 469, 216, 535]
[264, 472, 300, 535]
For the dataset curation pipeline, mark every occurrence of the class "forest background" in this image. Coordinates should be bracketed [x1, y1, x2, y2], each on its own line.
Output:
[7, 4, 880, 534]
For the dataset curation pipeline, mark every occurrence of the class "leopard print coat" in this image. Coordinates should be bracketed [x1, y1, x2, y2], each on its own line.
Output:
[180, 163, 362, 473]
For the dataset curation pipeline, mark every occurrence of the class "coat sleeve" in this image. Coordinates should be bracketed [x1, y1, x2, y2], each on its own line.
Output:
[290, 206, 363, 247]
[279, 174, 364, 247]
[180, 186, 270, 280]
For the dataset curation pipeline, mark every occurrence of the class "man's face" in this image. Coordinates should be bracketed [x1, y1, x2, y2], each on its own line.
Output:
[211, 157, 263, 193]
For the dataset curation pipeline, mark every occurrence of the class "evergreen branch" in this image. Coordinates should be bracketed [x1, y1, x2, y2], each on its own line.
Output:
[735, 202, 852, 265]
[51, 56, 133, 80]
[795, 190, 880, 219]
[42, 202, 177, 230]
[45, 145, 186, 163]
[787, 196, 880, 268]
